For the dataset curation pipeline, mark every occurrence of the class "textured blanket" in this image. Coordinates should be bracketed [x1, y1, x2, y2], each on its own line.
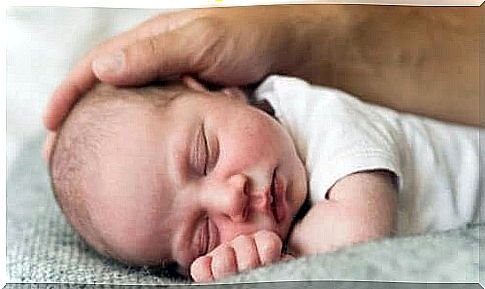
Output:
[6, 133, 482, 285]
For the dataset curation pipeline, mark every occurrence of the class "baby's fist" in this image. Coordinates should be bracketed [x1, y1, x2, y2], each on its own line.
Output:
[190, 230, 283, 282]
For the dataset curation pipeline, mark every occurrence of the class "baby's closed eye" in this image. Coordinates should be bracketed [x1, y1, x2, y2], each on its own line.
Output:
[192, 122, 219, 176]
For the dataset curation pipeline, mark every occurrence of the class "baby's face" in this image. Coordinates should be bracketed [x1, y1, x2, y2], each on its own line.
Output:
[81, 89, 307, 272]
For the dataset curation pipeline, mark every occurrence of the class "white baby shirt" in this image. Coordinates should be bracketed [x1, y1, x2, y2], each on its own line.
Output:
[253, 75, 482, 235]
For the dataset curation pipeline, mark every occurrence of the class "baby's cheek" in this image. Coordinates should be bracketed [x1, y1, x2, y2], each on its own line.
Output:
[226, 114, 282, 156]
[220, 137, 267, 170]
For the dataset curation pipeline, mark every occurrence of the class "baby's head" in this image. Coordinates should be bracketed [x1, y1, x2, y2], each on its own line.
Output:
[48, 79, 307, 273]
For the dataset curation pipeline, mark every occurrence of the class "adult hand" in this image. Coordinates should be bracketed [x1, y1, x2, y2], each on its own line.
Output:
[190, 230, 292, 282]
[43, 6, 308, 131]
[44, 5, 478, 130]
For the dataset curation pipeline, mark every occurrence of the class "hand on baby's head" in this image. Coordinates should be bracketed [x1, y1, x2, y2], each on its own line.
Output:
[47, 79, 307, 280]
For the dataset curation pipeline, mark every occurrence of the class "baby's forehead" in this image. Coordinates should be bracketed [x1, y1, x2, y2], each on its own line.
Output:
[51, 83, 214, 266]
[82, 111, 177, 263]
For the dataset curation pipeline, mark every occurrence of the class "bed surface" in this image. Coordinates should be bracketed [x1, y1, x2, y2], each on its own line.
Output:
[6, 132, 482, 284]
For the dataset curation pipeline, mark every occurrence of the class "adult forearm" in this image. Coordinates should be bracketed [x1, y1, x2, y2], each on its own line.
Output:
[283, 5, 479, 126]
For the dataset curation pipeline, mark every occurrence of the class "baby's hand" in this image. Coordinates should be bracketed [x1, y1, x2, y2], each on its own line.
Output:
[190, 230, 289, 282]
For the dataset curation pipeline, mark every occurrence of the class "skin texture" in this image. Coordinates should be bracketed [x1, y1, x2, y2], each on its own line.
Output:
[43, 5, 479, 131]
[47, 81, 397, 282]
[190, 230, 289, 282]
[288, 171, 397, 256]
[60, 85, 308, 277]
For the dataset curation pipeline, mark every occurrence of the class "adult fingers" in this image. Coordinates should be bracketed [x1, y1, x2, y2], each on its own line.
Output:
[42, 131, 57, 163]
[92, 17, 222, 86]
[43, 9, 205, 131]
[43, 60, 97, 131]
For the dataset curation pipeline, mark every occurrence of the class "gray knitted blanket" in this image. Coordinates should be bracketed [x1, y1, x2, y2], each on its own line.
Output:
[6, 133, 482, 285]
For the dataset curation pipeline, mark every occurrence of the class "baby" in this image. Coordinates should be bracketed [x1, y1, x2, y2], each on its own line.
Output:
[46, 75, 483, 282]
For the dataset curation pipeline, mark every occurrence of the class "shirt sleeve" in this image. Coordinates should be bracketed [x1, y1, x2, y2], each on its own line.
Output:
[255, 76, 403, 204]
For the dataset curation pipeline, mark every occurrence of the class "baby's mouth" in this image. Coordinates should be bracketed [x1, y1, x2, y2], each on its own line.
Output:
[270, 168, 288, 223]
[270, 169, 277, 221]
[270, 168, 287, 224]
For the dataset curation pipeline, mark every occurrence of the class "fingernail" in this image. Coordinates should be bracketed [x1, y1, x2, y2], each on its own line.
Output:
[93, 52, 124, 75]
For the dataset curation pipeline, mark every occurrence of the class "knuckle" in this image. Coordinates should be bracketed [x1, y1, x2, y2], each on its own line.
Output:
[267, 235, 283, 252]
[118, 37, 160, 78]
[185, 17, 226, 70]
[145, 36, 161, 59]
[209, 241, 229, 257]
[255, 231, 283, 264]
[232, 234, 252, 246]
[190, 16, 223, 34]
[254, 229, 277, 238]
[231, 235, 260, 272]
[255, 230, 282, 249]
[211, 246, 237, 279]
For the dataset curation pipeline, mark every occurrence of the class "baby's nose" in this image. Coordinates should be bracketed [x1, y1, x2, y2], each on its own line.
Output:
[250, 186, 272, 213]
[226, 174, 250, 222]
[208, 174, 250, 223]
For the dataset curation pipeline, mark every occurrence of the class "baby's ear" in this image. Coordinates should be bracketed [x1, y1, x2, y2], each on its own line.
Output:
[221, 88, 247, 103]
[183, 75, 247, 102]
[42, 131, 57, 164]
[182, 75, 209, 93]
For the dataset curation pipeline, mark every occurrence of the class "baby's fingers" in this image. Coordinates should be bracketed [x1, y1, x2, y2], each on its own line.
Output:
[191, 246, 238, 282]
[254, 230, 283, 265]
[231, 235, 261, 272]
[210, 246, 238, 280]
[190, 255, 213, 283]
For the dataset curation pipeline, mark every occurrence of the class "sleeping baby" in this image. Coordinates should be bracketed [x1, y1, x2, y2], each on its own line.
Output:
[45, 75, 483, 282]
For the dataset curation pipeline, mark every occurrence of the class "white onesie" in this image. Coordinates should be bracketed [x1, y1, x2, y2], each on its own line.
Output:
[253, 75, 483, 235]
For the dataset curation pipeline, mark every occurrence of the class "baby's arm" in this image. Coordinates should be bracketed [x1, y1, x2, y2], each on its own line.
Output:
[288, 170, 397, 256]
[190, 230, 291, 282]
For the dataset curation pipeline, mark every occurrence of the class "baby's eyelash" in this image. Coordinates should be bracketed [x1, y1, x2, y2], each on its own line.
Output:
[203, 216, 210, 255]
[192, 124, 208, 176]
[196, 216, 210, 257]
[201, 124, 209, 175]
